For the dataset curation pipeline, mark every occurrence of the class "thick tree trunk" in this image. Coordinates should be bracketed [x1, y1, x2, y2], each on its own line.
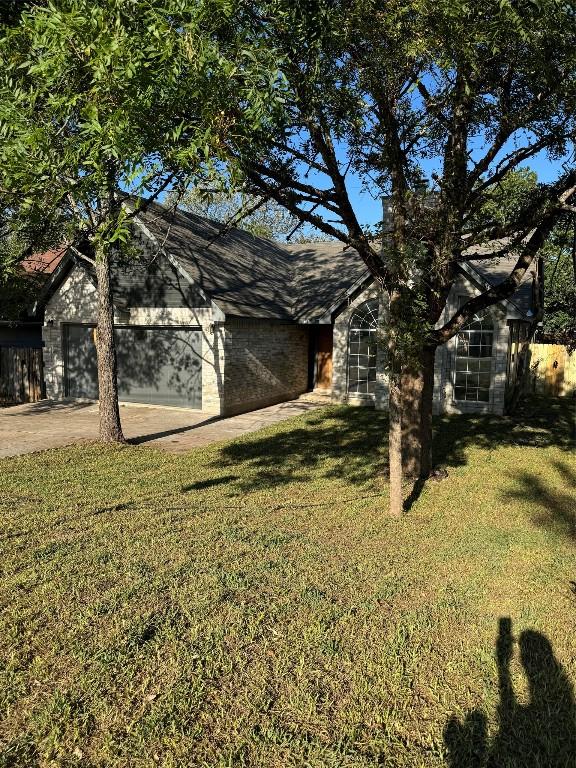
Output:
[401, 363, 424, 478]
[401, 345, 436, 478]
[388, 290, 403, 517]
[388, 370, 403, 516]
[418, 346, 435, 478]
[95, 248, 125, 443]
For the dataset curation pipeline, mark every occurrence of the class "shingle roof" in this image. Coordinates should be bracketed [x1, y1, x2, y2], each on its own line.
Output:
[22, 248, 65, 276]
[138, 203, 295, 320]
[138, 203, 370, 322]
[470, 257, 535, 317]
[462, 240, 536, 318]
[283, 241, 369, 321]
[136, 202, 536, 322]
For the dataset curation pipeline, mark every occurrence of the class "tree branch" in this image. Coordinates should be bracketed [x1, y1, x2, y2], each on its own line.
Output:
[432, 175, 576, 344]
[468, 133, 568, 205]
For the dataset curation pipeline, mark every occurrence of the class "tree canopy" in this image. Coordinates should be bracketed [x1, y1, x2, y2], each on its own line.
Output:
[0, 0, 286, 440]
[235, 0, 576, 338]
[542, 225, 576, 346]
[473, 167, 576, 346]
[229, 0, 576, 512]
[0, 0, 286, 253]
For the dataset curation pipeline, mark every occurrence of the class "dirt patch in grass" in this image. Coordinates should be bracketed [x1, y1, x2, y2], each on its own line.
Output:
[0, 397, 575, 766]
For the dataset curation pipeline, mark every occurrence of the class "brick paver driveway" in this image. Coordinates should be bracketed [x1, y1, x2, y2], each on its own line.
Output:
[0, 394, 329, 459]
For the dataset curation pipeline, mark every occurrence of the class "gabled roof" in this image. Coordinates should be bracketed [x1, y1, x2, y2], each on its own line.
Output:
[137, 204, 372, 322]
[283, 241, 537, 322]
[0, 247, 66, 323]
[283, 241, 369, 322]
[462, 252, 536, 319]
[22, 248, 65, 277]
[137, 203, 296, 320]
[38, 202, 539, 323]
[137, 203, 538, 322]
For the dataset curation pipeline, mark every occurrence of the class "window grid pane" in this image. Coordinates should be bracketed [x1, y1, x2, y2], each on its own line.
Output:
[454, 314, 494, 403]
[348, 300, 379, 396]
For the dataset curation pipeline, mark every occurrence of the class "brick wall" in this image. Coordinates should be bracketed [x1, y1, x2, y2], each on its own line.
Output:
[222, 319, 309, 416]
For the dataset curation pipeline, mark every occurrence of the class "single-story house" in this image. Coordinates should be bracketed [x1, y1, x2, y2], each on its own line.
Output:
[40, 203, 540, 416]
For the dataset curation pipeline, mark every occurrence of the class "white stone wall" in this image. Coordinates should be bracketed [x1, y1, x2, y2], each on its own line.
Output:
[42, 265, 225, 414]
[222, 319, 309, 416]
[43, 267, 100, 400]
[332, 275, 510, 415]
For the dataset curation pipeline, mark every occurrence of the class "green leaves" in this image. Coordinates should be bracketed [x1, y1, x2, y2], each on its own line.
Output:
[542, 222, 576, 343]
[0, 0, 286, 259]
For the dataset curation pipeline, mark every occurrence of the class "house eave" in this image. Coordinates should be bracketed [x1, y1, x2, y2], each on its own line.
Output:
[458, 261, 533, 321]
[297, 270, 373, 325]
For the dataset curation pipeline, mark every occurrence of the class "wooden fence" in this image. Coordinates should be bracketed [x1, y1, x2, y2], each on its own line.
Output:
[0, 347, 44, 405]
[527, 343, 576, 397]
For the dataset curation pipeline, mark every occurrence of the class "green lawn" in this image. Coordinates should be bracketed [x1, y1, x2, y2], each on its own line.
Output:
[1, 398, 575, 767]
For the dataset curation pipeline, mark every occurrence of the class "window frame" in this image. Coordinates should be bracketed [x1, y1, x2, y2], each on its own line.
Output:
[347, 299, 379, 398]
[452, 306, 494, 404]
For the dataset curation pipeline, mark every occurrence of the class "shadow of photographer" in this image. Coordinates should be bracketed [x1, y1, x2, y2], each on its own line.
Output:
[445, 617, 576, 767]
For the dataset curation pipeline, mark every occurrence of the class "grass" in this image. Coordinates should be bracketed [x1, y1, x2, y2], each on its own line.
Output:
[0, 396, 575, 767]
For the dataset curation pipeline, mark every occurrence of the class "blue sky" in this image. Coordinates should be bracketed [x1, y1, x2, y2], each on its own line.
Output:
[155, 134, 571, 237]
[340, 151, 569, 231]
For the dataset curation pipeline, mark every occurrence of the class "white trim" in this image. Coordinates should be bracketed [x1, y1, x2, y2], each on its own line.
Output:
[458, 261, 529, 320]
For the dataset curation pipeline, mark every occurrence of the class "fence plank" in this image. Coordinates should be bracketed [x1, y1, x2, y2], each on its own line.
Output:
[0, 347, 45, 404]
[527, 343, 576, 396]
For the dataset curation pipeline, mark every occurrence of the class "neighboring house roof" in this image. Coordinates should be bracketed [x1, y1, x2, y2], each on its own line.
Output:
[21, 248, 65, 277]
[39, 202, 539, 323]
[0, 247, 66, 325]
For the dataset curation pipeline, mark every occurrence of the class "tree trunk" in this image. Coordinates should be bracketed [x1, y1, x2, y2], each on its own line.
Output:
[401, 362, 424, 478]
[418, 345, 435, 479]
[388, 290, 403, 517]
[388, 370, 403, 516]
[95, 247, 125, 443]
[401, 345, 436, 479]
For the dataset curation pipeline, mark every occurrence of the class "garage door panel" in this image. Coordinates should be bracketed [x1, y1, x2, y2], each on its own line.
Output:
[65, 325, 99, 399]
[115, 327, 202, 408]
[65, 325, 202, 408]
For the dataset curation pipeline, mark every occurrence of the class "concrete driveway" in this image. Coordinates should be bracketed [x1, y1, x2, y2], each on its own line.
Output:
[0, 394, 329, 459]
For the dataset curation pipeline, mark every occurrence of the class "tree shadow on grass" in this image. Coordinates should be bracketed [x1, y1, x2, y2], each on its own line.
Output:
[213, 396, 574, 494]
[445, 617, 576, 768]
[433, 396, 575, 471]
[182, 475, 238, 492]
[214, 406, 390, 491]
[501, 459, 576, 542]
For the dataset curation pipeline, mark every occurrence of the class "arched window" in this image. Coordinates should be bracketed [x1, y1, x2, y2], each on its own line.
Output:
[454, 313, 494, 402]
[348, 299, 379, 396]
